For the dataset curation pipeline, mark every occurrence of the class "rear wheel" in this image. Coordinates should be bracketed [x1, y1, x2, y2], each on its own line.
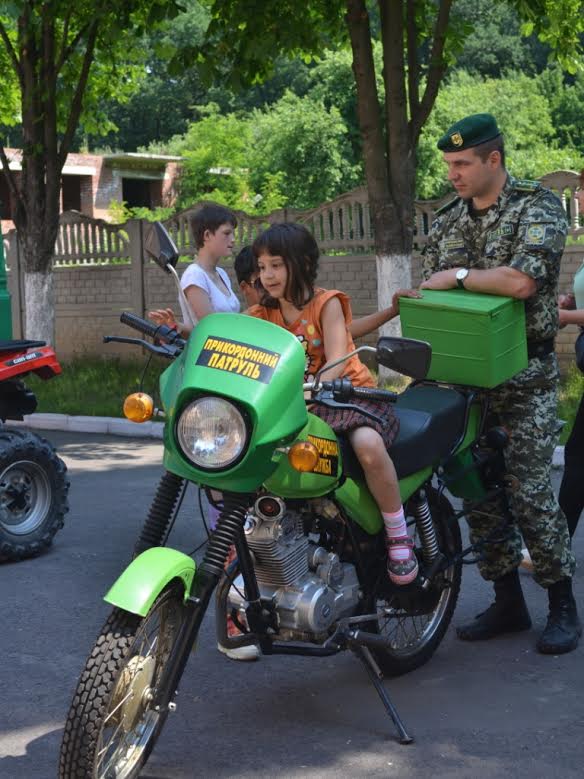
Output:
[371, 490, 462, 676]
[59, 584, 187, 779]
[0, 430, 69, 562]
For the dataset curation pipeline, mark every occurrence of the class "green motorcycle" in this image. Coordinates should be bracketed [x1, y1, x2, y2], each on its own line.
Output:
[59, 226, 513, 777]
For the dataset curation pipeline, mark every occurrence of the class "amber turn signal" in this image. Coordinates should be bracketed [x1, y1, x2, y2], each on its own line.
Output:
[123, 392, 154, 423]
[287, 441, 319, 472]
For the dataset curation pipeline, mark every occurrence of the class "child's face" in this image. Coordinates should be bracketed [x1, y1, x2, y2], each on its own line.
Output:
[203, 222, 235, 259]
[240, 272, 261, 307]
[257, 252, 288, 301]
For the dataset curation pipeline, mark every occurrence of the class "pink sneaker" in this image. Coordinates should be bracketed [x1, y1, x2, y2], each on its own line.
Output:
[387, 536, 419, 585]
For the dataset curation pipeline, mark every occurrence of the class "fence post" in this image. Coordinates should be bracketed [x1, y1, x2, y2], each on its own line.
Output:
[126, 219, 145, 317]
[5, 231, 23, 339]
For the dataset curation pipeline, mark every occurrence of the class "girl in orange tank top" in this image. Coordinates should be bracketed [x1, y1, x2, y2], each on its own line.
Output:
[249, 223, 418, 586]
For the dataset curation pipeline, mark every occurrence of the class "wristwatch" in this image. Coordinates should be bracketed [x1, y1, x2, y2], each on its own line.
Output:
[456, 268, 469, 289]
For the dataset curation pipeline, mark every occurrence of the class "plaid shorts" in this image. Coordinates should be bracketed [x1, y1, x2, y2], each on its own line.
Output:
[311, 398, 399, 450]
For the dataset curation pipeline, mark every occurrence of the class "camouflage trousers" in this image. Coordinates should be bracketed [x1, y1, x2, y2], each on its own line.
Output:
[465, 381, 575, 588]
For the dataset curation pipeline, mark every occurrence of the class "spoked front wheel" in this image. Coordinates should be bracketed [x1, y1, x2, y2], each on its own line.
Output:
[371, 490, 462, 677]
[59, 584, 187, 779]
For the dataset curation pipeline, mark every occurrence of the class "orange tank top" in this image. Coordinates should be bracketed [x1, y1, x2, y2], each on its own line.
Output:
[248, 288, 375, 387]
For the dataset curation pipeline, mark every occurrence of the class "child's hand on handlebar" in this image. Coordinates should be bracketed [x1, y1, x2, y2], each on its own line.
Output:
[148, 308, 178, 328]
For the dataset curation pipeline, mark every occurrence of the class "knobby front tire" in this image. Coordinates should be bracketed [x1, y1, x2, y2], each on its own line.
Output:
[59, 584, 187, 779]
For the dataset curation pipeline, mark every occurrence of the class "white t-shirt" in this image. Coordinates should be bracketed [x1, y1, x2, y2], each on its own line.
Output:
[179, 263, 240, 326]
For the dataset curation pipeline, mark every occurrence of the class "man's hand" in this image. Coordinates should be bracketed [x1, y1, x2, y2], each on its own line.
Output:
[420, 269, 457, 290]
[559, 293, 576, 310]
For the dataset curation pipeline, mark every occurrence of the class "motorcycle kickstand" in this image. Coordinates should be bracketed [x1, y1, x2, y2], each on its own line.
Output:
[350, 642, 414, 745]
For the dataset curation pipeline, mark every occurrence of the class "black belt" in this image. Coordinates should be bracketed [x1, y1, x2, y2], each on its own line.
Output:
[527, 339, 555, 359]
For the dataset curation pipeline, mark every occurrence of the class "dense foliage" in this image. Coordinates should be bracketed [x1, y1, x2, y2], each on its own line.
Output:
[84, 0, 584, 214]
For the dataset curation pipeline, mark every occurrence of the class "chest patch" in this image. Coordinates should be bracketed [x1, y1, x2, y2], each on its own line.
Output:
[486, 224, 514, 241]
[525, 224, 547, 246]
[442, 237, 465, 250]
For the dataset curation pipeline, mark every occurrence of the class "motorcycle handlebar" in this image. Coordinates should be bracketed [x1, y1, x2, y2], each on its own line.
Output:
[352, 385, 398, 403]
[315, 378, 397, 404]
[119, 311, 186, 348]
[120, 311, 160, 339]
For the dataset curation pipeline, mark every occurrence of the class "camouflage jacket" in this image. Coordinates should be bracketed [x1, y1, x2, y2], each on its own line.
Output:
[422, 175, 568, 346]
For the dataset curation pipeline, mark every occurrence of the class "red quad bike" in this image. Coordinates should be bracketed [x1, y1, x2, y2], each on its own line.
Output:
[0, 339, 69, 562]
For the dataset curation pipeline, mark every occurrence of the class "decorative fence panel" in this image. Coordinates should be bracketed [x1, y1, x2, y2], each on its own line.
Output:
[1, 170, 582, 367]
[53, 212, 130, 266]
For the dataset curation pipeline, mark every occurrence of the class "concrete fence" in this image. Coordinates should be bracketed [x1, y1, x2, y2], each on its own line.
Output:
[2, 170, 583, 369]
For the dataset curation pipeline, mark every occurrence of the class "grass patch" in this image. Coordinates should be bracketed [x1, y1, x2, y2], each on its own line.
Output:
[26, 356, 167, 418]
[559, 364, 584, 444]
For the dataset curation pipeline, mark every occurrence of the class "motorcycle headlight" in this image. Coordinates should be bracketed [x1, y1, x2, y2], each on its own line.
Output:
[176, 397, 248, 469]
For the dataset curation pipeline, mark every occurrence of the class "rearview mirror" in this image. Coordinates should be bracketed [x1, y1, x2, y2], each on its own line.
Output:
[144, 222, 179, 271]
[376, 336, 432, 380]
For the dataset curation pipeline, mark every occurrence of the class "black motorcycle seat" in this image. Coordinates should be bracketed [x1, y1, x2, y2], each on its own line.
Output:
[0, 339, 46, 353]
[390, 385, 468, 478]
[338, 383, 468, 481]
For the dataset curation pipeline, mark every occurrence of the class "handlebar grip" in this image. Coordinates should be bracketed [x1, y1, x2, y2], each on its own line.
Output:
[352, 385, 398, 403]
[120, 311, 160, 339]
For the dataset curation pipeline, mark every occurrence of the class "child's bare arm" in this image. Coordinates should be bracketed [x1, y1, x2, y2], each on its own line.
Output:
[320, 296, 353, 381]
[349, 289, 421, 339]
[184, 285, 213, 320]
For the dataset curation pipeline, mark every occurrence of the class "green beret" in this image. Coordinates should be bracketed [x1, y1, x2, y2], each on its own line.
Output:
[437, 113, 501, 152]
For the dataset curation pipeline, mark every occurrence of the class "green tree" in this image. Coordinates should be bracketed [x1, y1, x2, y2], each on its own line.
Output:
[249, 91, 360, 209]
[450, 0, 550, 77]
[89, 0, 211, 152]
[0, 0, 182, 342]
[538, 66, 584, 153]
[417, 70, 581, 199]
[168, 105, 254, 210]
[198, 0, 584, 339]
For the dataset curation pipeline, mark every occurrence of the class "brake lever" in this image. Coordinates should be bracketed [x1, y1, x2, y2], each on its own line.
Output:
[103, 335, 182, 359]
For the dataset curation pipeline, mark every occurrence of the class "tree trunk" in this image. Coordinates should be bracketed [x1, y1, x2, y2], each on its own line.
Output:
[16, 169, 59, 342]
[376, 251, 412, 340]
[23, 270, 54, 344]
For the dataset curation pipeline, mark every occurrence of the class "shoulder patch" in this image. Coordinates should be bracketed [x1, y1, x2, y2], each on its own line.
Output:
[435, 197, 460, 216]
[513, 178, 541, 192]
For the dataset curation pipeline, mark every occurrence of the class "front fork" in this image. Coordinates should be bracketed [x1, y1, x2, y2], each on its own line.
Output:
[153, 493, 255, 710]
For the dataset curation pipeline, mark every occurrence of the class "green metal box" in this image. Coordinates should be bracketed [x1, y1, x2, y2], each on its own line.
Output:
[399, 289, 527, 388]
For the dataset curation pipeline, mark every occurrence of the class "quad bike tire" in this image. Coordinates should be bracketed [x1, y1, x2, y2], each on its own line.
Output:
[0, 429, 69, 562]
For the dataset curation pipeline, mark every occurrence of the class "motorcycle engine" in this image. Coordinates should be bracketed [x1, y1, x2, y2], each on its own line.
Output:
[227, 495, 361, 641]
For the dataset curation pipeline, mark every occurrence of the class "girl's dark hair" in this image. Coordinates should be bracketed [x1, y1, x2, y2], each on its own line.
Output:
[234, 245, 256, 284]
[190, 204, 237, 250]
[252, 223, 319, 309]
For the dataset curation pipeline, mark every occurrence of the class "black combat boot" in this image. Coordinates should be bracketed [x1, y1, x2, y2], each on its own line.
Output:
[457, 569, 532, 641]
[536, 578, 582, 655]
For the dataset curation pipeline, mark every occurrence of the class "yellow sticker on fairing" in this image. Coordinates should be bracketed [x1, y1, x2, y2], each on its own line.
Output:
[308, 434, 339, 476]
[196, 336, 281, 384]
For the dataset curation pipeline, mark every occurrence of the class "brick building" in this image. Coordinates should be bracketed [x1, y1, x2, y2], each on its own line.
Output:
[0, 149, 181, 233]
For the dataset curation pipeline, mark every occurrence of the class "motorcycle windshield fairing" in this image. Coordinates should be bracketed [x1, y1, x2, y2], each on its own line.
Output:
[160, 313, 309, 492]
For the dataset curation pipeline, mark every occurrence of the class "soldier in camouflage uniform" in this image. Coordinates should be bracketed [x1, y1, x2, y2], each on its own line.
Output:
[421, 113, 580, 655]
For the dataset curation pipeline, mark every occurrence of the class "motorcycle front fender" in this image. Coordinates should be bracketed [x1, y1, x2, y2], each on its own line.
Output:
[104, 547, 196, 617]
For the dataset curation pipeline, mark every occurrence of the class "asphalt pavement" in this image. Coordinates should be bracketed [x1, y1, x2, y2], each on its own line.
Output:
[0, 430, 582, 779]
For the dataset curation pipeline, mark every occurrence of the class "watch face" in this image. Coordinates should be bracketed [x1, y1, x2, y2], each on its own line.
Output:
[456, 268, 468, 280]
